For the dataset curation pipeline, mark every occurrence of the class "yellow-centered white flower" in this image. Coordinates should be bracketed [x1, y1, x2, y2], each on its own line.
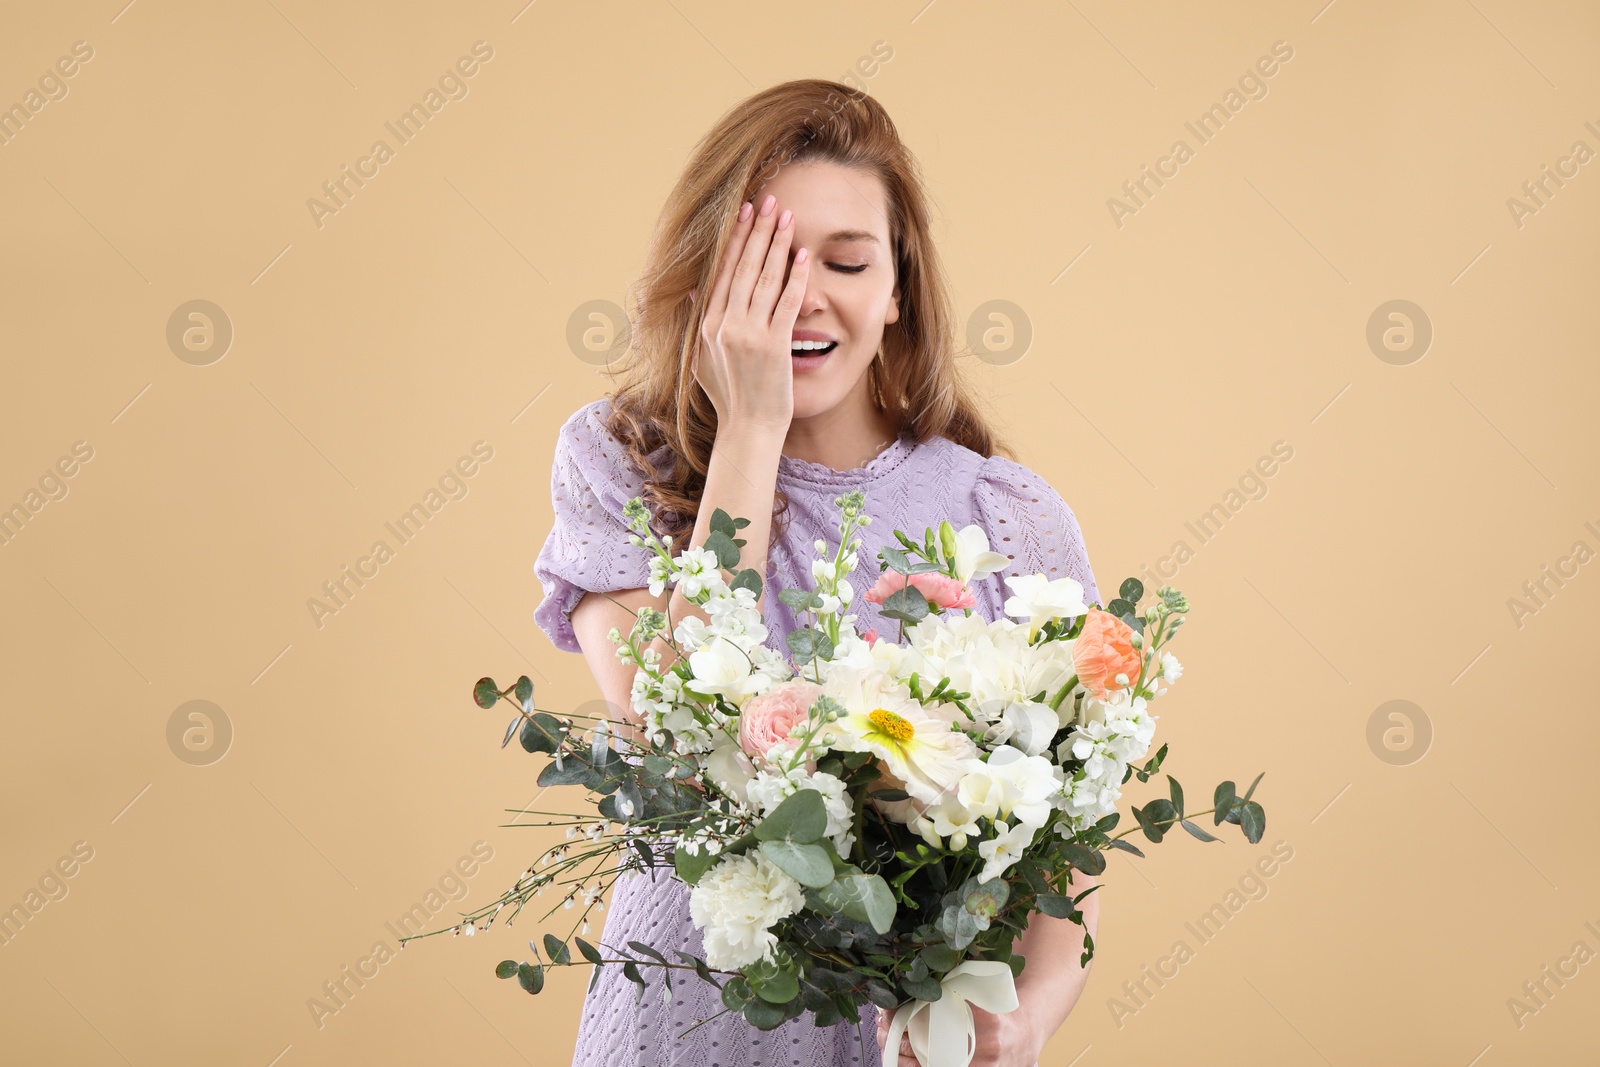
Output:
[821, 665, 978, 805]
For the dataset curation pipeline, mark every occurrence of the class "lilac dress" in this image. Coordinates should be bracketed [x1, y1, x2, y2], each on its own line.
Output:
[533, 396, 1102, 1067]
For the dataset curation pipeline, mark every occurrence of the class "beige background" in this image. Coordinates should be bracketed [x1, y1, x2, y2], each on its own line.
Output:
[2, 1, 1596, 1064]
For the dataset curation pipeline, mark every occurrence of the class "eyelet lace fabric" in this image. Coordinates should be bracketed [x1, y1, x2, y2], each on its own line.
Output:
[533, 397, 1102, 1066]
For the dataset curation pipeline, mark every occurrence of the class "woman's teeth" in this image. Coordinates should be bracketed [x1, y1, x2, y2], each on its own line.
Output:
[791, 341, 837, 356]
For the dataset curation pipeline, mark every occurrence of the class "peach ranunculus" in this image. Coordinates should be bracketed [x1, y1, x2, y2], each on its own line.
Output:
[1072, 608, 1143, 699]
[863, 571, 977, 611]
[736, 679, 823, 763]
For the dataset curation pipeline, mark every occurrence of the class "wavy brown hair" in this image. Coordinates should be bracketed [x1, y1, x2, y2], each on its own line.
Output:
[602, 77, 1016, 552]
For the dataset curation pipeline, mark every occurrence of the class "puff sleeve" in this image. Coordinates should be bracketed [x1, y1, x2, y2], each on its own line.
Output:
[972, 453, 1102, 617]
[532, 401, 660, 654]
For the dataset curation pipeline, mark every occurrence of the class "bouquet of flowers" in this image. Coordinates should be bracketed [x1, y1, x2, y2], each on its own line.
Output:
[420, 490, 1266, 1067]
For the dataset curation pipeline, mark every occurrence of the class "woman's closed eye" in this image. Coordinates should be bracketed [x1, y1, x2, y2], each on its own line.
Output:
[826, 262, 869, 273]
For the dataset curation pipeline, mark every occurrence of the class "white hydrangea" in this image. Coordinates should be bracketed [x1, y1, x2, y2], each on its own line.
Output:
[687, 851, 806, 969]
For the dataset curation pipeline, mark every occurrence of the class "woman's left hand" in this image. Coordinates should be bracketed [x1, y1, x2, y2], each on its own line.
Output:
[875, 1001, 1043, 1067]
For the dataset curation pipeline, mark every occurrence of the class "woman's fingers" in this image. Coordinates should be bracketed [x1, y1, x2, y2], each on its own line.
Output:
[771, 244, 809, 332]
[701, 199, 754, 328]
[748, 207, 796, 325]
[725, 193, 780, 322]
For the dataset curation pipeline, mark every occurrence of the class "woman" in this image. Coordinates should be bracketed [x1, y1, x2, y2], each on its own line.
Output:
[533, 79, 1100, 1067]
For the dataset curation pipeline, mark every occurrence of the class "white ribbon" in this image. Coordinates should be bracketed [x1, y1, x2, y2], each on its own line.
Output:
[881, 960, 1021, 1067]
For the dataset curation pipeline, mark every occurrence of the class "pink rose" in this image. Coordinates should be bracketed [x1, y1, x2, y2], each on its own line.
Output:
[737, 679, 823, 763]
[863, 571, 977, 611]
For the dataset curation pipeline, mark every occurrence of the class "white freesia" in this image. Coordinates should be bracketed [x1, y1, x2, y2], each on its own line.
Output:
[921, 791, 982, 851]
[995, 699, 1059, 756]
[936, 523, 1010, 584]
[687, 850, 806, 969]
[687, 637, 768, 704]
[956, 746, 1061, 830]
[976, 819, 1034, 882]
[1003, 574, 1089, 634]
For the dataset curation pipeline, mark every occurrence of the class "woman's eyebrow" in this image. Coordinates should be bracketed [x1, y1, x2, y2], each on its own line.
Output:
[820, 229, 881, 245]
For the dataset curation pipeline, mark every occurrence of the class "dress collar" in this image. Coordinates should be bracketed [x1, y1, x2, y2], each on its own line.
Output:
[775, 432, 919, 487]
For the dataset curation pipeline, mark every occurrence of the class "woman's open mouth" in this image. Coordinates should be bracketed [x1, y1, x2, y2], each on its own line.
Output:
[791, 340, 837, 369]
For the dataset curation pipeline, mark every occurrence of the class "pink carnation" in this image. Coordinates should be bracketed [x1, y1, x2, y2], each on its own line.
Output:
[862, 627, 879, 646]
[737, 679, 822, 763]
[863, 571, 977, 611]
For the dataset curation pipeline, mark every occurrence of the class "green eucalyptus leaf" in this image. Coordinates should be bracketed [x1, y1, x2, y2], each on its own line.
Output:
[879, 547, 914, 574]
[674, 843, 720, 885]
[1181, 819, 1220, 843]
[747, 965, 799, 1005]
[495, 959, 519, 979]
[742, 996, 789, 1030]
[1119, 577, 1144, 603]
[881, 585, 930, 623]
[622, 960, 646, 1002]
[754, 788, 827, 844]
[542, 934, 570, 965]
[575, 938, 604, 965]
[1213, 781, 1238, 826]
[721, 976, 754, 1011]
[815, 871, 896, 933]
[473, 677, 500, 709]
[1241, 771, 1266, 803]
[1059, 843, 1106, 876]
[1035, 893, 1075, 919]
[516, 961, 544, 994]
[536, 755, 591, 788]
[1167, 775, 1184, 817]
[731, 568, 763, 598]
[519, 712, 563, 754]
[1132, 804, 1166, 843]
[760, 840, 834, 888]
[1238, 800, 1266, 844]
[703, 530, 740, 570]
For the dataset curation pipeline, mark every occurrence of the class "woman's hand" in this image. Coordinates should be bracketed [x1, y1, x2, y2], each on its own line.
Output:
[691, 193, 810, 437]
[874, 1001, 1044, 1067]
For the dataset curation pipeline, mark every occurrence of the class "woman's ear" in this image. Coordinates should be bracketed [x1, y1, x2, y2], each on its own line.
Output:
[885, 283, 900, 326]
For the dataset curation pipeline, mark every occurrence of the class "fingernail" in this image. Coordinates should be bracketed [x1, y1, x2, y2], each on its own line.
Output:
[760, 194, 776, 216]
[739, 201, 752, 221]
[778, 209, 792, 229]
[795, 247, 808, 263]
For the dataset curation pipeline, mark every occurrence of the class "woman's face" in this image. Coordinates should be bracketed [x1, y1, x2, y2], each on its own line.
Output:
[752, 160, 901, 420]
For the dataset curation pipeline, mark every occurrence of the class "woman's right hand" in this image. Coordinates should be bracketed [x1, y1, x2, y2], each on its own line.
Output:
[690, 193, 810, 437]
